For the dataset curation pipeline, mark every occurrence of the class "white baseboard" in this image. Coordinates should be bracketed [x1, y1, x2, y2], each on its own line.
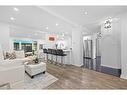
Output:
[120, 74, 127, 80]
[73, 64, 83, 67]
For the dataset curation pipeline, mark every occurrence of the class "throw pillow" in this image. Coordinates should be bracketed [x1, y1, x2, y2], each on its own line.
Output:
[6, 52, 16, 60]
[10, 52, 16, 59]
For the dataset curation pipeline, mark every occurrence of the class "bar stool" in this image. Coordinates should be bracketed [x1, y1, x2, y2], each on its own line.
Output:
[48, 49, 53, 63]
[51, 49, 57, 64]
[55, 49, 58, 64]
[57, 49, 67, 67]
[43, 49, 48, 62]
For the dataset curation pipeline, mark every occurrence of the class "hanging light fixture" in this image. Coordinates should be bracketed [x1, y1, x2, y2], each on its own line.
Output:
[96, 18, 112, 39]
[104, 18, 112, 29]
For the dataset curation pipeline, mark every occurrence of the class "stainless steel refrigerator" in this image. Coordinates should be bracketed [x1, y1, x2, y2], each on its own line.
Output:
[83, 38, 101, 71]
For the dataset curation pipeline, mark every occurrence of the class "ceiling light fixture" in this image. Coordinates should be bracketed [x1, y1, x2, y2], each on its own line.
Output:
[10, 17, 15, 21]
[104, 18, 112, 29]
[81, 9, 88, 15]
[56, 23, 59, 26]
[84, 11, 88, 15]
[13, 7, 19, 12]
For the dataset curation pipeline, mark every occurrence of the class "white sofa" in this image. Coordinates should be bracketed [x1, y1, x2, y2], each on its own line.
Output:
[0, 49, 46, 88]
[2, 50, 30, 65]
[0, 60, 25, 89]
[0, 50, 26, 89]
[14, 50, 31, 64]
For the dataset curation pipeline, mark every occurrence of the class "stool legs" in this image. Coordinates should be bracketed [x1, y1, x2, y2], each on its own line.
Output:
[46, 54, 48, 63]
[61, 56, 66, 67]
[51, 55, 53, 63]
[55, 55, 58, 64]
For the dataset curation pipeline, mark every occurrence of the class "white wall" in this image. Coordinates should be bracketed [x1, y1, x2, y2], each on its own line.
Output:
[44, 33, 72, 49]
[0, 23, 10, 51]
[101, 19, 121, 69]
[72, 27, 83, 67]
[44, 34, 56, 49]
[37, 39, 46, 50]
[56, 37, 71, 49]
[120, 13, 127, 79]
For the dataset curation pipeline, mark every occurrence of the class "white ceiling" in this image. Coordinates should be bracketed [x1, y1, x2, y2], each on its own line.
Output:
[44, 6, 127, 34]
[9, 26, 46, 40]
[45, 6, 127, 25]
[0, 6, 73, 39]
[0, 6, 127, 38]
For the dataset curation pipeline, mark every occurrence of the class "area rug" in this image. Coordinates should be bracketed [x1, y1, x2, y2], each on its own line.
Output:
[23, 72, 58, 89]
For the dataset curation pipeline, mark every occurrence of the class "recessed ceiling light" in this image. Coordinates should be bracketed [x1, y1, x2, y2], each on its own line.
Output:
[81, 9, 88, 15]
[13, 7, 19, 12]
[46, 27, 49, 29]
[84, 11, 88, 15]
[56, 23, 59, 26]
[10, 17, 15, 21]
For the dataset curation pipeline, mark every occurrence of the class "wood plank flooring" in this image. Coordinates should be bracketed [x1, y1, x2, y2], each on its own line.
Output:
[45, 63, 127, 89]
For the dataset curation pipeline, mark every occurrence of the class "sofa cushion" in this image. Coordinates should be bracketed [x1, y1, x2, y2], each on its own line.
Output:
[15, 51, 25, 58]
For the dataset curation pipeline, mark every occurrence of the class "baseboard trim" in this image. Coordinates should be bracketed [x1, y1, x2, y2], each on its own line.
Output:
[101, 66, 121, 77]
[73, 64, 83, 67]
[120, 74, 127, 79]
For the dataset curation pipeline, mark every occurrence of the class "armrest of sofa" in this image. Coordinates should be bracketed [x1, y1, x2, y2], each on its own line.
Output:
[0, 59, 23, 67]
[0, 65, 25, 86]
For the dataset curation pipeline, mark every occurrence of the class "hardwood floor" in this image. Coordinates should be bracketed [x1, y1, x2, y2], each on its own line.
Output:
[45, 63, 127, 89]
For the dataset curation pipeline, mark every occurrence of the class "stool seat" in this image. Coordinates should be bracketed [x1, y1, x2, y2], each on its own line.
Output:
[43, 49, 48, 54]
[59, 53, 67, 56]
